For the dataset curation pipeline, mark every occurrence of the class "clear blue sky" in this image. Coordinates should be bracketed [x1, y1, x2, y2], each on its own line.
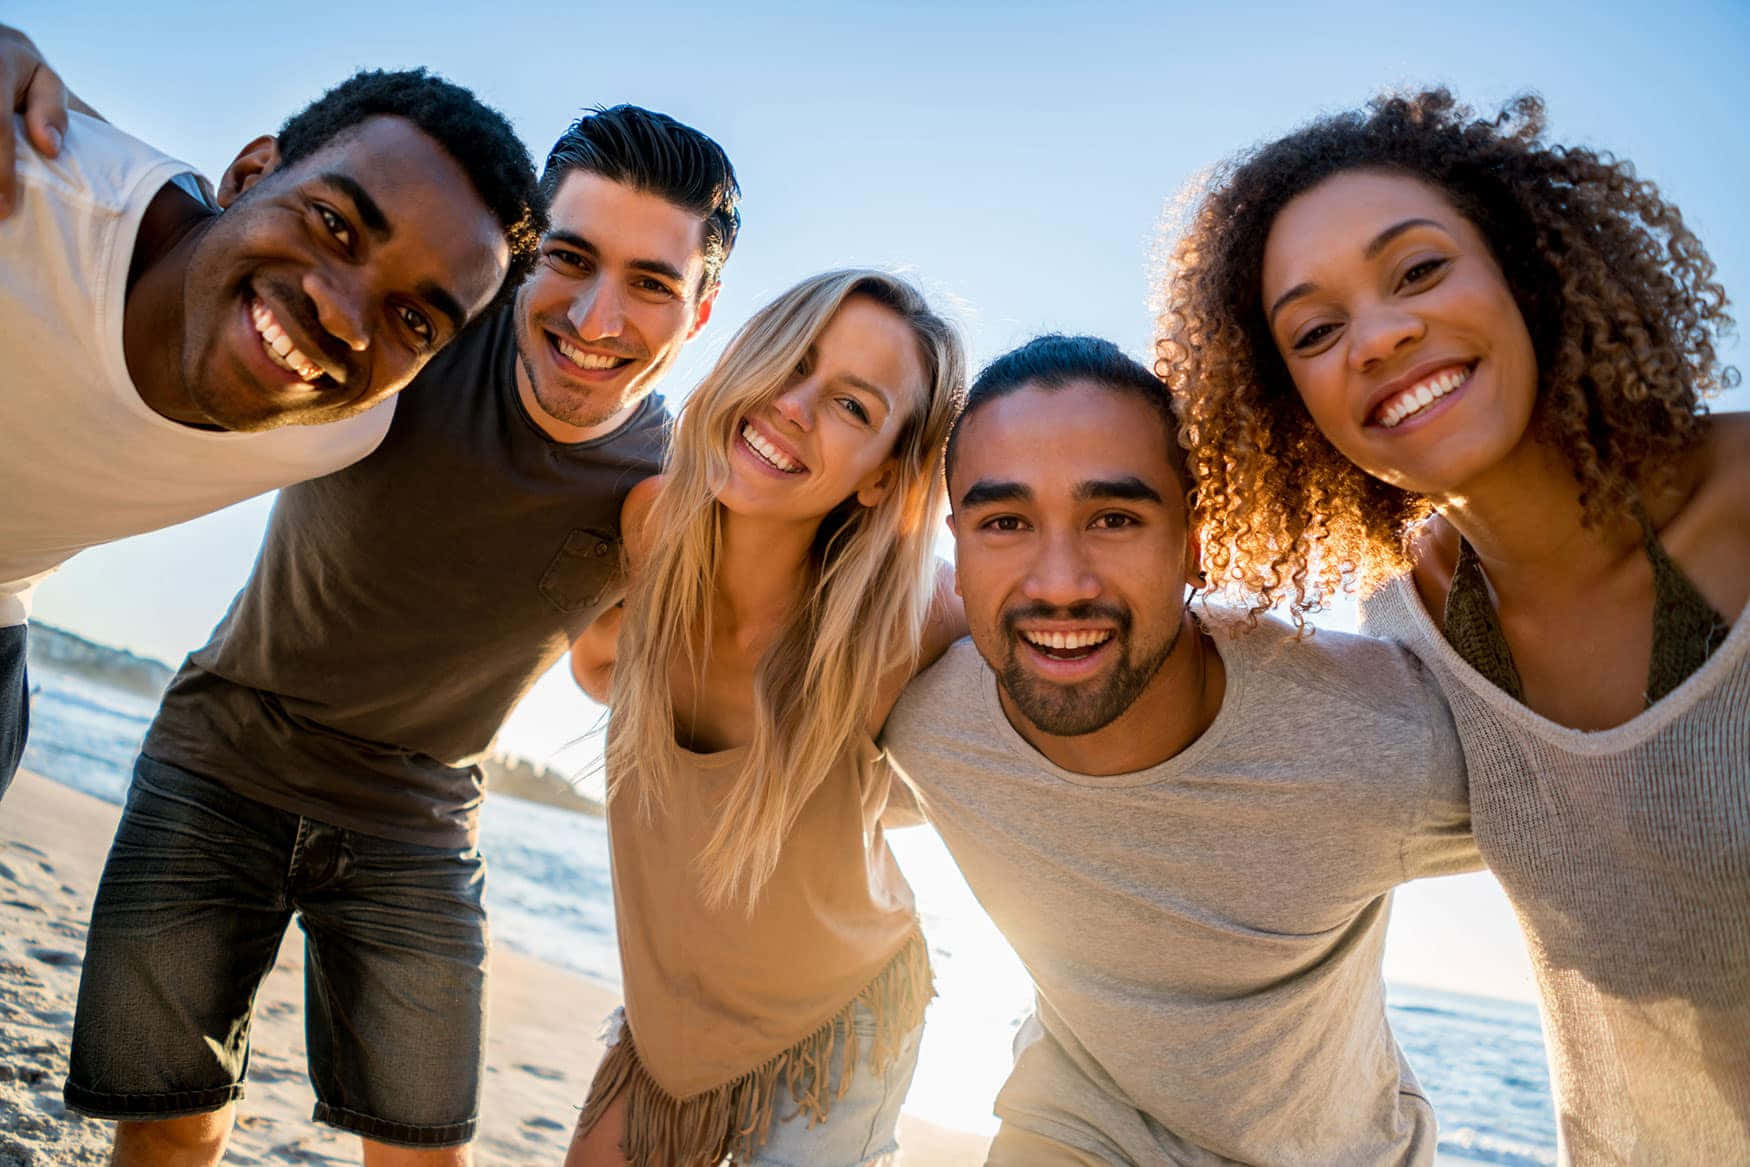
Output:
[13, 0, 1748, 1003]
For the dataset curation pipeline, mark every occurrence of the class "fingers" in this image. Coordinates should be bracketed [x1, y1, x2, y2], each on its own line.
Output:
[0, 49, 17, 217]
[23, 59, 68, 159]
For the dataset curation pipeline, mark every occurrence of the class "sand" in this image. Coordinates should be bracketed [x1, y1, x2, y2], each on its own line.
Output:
[0, 769, 989, 1166]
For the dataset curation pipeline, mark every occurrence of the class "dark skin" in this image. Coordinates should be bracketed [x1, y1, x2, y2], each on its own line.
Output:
[124, 119, 509, 431]
[2, 28, 510, 432]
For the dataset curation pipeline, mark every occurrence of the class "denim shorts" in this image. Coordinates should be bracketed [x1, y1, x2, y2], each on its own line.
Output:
[64, 753, 489, 1147]
[741, 1001, 924, 1167]
[0, 623, 28, 801]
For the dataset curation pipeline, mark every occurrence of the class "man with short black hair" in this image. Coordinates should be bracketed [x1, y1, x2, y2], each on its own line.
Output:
[883, 335, 1479, 1165]
[0, 27, 540, 803]
[66, 104, 740, 1166]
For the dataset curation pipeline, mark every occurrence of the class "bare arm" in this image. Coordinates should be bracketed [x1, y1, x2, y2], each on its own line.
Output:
[867, 558, 966, 735]
[0, 25, 103, 219]
[566, 474, 665, 705]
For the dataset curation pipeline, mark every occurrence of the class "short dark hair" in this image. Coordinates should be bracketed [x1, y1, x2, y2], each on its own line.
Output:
[540, 105, 742, 290]
[275, 68, 543, 307]
[946, 334, 1183, 490]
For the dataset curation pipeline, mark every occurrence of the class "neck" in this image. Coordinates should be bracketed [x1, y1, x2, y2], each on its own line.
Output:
[1005, 605, 1226, 776]
[1433, 437, 1644, 602]
[513, 358, 638, 443]
[122, 182, 217, 424]
[711, 508, 818, 649]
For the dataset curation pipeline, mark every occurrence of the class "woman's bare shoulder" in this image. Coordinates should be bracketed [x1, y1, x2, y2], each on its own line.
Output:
[620, 474, 666, 572]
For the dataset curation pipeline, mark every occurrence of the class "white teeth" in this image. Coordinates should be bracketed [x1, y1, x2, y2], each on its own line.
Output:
[741, 423, 803, 473]
[250, 299, 323, 383]
[557, 337, 624, 370]
[1378, 367, 1469, 428]
[1022, 630, 1113, 651]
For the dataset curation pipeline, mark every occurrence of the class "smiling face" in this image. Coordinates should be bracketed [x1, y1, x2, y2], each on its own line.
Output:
[1260, 169, 1540, 498]
[949, 382, 1194, 738]
[513, 171, 715, 439]
[717, 294, 926, 524]
[180, 115, 509, 431]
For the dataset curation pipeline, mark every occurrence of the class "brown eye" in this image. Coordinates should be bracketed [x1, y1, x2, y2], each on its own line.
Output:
[315, 204, 353, 249]
[1402, 257, 1449, 286]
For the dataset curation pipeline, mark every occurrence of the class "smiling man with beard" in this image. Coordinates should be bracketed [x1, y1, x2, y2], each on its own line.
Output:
[58, 105, 739, 1167]
[880, 335, 1482, 1166]
[0, 26, 540, 804]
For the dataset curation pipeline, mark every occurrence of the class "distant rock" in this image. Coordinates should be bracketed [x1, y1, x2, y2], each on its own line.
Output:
[23, 623, 173, 701]
[482, 753, 604, 817]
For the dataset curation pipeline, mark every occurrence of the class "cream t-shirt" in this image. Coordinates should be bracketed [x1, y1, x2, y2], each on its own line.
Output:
[0, 113, 391, 626]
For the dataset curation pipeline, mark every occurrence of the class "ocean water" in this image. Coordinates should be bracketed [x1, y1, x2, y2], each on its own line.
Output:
[21, 666, 1557, 1163]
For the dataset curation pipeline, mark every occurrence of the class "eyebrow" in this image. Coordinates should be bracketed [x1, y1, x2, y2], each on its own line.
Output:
[324, 171, 468, 333]
[546, 229, 688, 286]
[418, 281, 468, 334]
[958, 476, 1163, 510]
[959, 480, 1030, 508]
[321, 173, 390, 242]
[1077, 476, 1162, 504]
[1266, 216, 1450, 325]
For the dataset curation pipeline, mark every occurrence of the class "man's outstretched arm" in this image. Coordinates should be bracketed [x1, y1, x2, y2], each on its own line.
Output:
[0, 24, 104, 219]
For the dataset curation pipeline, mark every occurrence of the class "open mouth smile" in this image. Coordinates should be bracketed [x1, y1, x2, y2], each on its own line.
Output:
[1371, 362, 1474, 429]
[249, 297, 327, 384]
[550, 333, 634, 374]
[739, 421, 806, 474]
[1018, 628, 1114, 662]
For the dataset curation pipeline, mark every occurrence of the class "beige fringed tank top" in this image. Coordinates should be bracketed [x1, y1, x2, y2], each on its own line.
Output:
[581, 733, 933, 1166]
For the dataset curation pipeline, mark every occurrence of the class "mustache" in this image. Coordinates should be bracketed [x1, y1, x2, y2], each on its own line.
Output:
[1002, 602, 1132, 639]
[535, 314, 647, 362]
[253, 277, 361, 388]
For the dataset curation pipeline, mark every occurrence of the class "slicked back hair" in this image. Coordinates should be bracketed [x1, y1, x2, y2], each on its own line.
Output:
[946, 334, 1185, 493]
[540, 105, 742, 291]
[275, 68, 543, 307]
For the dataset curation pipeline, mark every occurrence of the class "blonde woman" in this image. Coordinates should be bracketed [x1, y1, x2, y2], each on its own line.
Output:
[564, 269, 966, 1167]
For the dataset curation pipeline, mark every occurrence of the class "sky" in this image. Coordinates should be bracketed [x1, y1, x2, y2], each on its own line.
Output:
[12, 0, 1750, 1007]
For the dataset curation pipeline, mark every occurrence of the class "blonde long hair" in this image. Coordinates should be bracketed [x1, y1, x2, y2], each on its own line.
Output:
[608, 269, 965, 911]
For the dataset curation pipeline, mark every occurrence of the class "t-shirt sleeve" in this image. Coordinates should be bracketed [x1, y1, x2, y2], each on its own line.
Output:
[1398, 656, 1482, 879]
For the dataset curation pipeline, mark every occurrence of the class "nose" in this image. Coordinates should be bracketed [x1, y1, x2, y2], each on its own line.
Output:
[1021, 529, 1100, 609]
[570, 281, 625, 341]
[1347, 301, 1425, 371]
[772, 381, 817, 432]
[304, 268, 369, 356]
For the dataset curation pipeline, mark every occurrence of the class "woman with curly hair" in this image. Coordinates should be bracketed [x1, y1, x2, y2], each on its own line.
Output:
[1158, 90, 1748, 1159]
[563, 269, 965, 1167]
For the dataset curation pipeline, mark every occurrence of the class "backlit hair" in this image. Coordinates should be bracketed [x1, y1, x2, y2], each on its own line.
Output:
[608, 269, 965, 910]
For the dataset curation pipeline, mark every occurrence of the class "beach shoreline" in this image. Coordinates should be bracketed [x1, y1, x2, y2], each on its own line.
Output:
[0, 768, 989, 1166]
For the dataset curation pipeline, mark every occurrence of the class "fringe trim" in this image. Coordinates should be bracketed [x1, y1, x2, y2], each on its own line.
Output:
[576, 927, 933, 1166]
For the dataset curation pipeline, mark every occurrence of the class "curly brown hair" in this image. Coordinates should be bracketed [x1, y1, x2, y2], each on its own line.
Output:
[1155, 88, 1737, 622]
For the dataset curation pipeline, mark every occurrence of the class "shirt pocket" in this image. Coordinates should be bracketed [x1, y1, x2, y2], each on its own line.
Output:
[539, 527, 620, 614]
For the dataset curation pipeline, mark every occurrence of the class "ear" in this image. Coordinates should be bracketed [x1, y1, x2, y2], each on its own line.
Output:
[855, 457, 899, 509]
[686, 281, 719, 341]
[215, 135, 281, 208]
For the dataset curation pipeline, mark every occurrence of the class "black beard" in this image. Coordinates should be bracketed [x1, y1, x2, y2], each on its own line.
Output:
[997, 601, 1182, 737]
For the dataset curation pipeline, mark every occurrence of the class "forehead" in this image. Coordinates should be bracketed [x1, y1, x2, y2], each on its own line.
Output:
[283, 115, 509, 314]
[1262, 169, 1472, 290]
[546, 170, 709, 283]
[954, 382, 1176, 497]
[813, 294, 927, 407]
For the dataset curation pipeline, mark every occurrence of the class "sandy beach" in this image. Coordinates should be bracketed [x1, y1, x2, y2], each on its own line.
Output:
[0, 769, 990, 1166]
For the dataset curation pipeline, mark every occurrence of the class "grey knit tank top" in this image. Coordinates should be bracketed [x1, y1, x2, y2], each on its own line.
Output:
[1365, 579, 1749, 1164]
